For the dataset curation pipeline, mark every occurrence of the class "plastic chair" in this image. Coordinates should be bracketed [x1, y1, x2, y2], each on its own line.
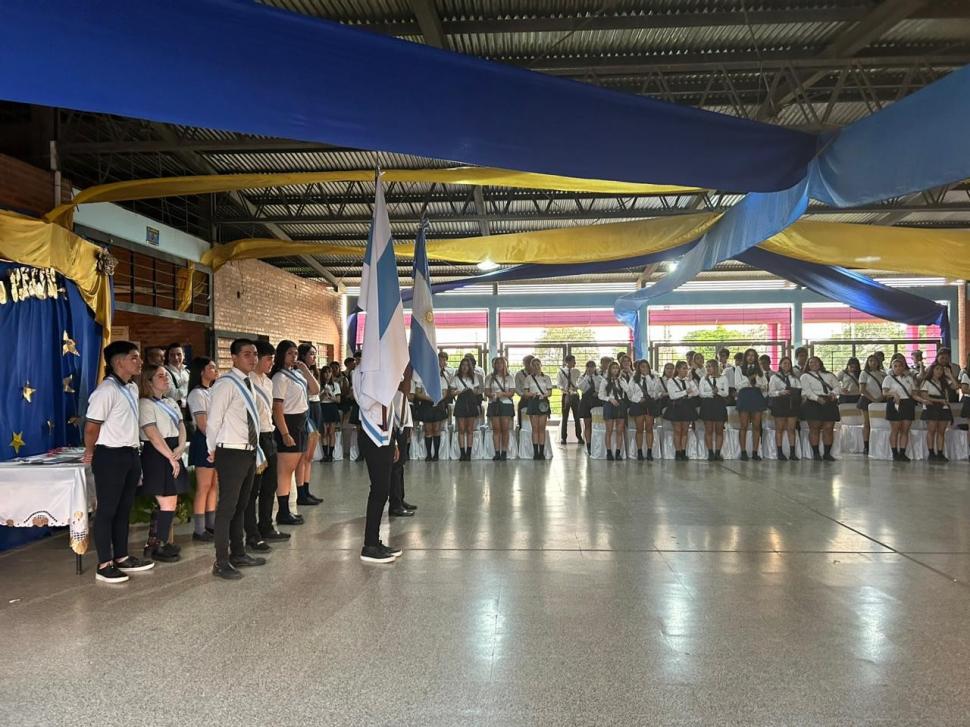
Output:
[517, 417, 554, 460]
[866, 403, 893, 460]
[838, 404, 865, 454]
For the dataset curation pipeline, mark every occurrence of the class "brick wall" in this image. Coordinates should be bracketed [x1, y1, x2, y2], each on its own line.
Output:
[213, 259, 342, 367]
[0, 153, 72, 217]
[112, 309, 210, 360]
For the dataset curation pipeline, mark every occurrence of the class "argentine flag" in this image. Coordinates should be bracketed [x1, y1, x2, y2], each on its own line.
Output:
[408, 220, 441, 403]
[357, 173, 408, 446]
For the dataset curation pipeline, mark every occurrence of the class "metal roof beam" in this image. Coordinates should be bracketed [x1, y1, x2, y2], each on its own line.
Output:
[59, 138, 349, 155]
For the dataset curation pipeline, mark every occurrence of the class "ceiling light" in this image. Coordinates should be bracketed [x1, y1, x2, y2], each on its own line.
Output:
[477, 259, 500, 271]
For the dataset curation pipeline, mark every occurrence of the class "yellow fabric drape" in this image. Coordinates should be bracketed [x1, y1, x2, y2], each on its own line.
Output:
[762, 221, 970, 280]
[45, 168, 699, 228]
[0, 211, 112, 336]
[175, 263, 195, 313]
[200, 213, 723, 269]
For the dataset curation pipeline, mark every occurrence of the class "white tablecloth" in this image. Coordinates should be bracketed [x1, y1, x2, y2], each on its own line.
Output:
[0, 464, 95, 554]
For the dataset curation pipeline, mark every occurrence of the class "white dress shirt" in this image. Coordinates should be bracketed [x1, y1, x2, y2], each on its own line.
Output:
[698, 374, 730, 399]
[439, 367, 455, 401]
[735, 367, 768, 392]
[859, 370, 885, 400]
[320, 381, 341, 404]
[206, 367, 259, 452]
[514, 368, 530, 397]
[249, 371, 275, 433]
[665, 376, 697, 400]
[453, 374, 481, 395]
[138, 397, 182, 440]
[837, 370, 861, 396]
[86, 375, 140, 447]
[392, 389, 413, 430]
[486, 373, 515, 404]
[557, 366, 580, 394]
[272, 368, 309, 414]
[523, 372, 553, 398]
[769, 372, 801, 398]
[187, 386, 211, 417]
[882, 373, 917, 401]
[800, 371, 839, 402]
[921, 378, 949, 402]
[598, 377, 625, 403]
[165, 364, 190, 405]
[624, 374, 664, 403]
[577, 372, 602, 397]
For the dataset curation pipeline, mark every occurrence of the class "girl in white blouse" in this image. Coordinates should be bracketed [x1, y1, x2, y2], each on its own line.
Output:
[920, 363, 953, 462]
[577, 360, 602, 455]
[735, 348, 767, 461]
[800, 356, 840, 461]
[625, 360, 663, 461]
[486, 357, 516, 461]
[138, 364, 187, 563]
[187, 356, 218, 540]
[271, 340, 314, 525]
[838, 357, 862, 404]
[523, 357, 553, 460]
[858, 354, 885, 456]
[598, 361, 626, 460]
[768, 356, 801, 461]
[881, 357, 918, 461]
[453, 358, 483, 461]
[665, 361, 698, 461]
[697, 359, 729, 461]
[319, 365, 342, 462]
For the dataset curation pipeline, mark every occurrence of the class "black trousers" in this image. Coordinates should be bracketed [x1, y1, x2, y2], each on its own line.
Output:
[389, 427, 411, 511]
[560, 393, 582, 440]
[359, 431, 393, 547]
[213, 447, 256, 564]
[245, 432, 278, 540]
[91, 446, 141, 563]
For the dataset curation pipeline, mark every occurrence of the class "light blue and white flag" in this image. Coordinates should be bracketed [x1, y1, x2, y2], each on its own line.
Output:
[408, 220, 441, 403]
[357, 173, 408, 446]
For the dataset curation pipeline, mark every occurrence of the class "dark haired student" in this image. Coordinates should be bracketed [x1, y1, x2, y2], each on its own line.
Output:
[577, 360, 602, 455]
[920, 363, 954, 462]
[768, 357, 801, 461]
[881, 357, 918, 462]
[271, 340, 310, 526]
[800, 356, 840, 461]
[206, 339, 267, 580]
[735, 348, 767, 461]
[187, 356, 219, 541]
[83, 341, 155, 583]
[665, 360, 698, 461]
[698, 359, 729, 461]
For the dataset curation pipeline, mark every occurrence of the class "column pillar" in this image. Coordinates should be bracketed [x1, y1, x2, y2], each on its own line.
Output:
[792, 301, 803, 352]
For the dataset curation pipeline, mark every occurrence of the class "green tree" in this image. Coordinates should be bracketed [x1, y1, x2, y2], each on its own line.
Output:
[679, 325, 756, 363]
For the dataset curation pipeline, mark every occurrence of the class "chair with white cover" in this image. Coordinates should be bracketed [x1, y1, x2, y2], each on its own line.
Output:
[347, 426, 360, 462]
[720, 407, 743, 460]
[589, 408, 610, 460]
[798, 421, 842, 459]
[657, 419, 676, 460]
[759, 414, 802, 459]
[627, 419, 660, 459]
[687, 419, 706, 459]
[331, 430, 344, 461]
[866, 403, 893, 459]
[906, 405, 929, 461]
[943, 403, 968, 461]
[839, 404, 865, 454]
[517, 417, 554, 460]
[482, 425, 519, 460]
[411, 424, 426, 459]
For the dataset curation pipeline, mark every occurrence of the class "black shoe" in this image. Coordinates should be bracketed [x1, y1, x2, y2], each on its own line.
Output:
[740, 451, 748, 461]
[789, 452, 799, 461]
[246, 538, 272, 552]
[296, 496, 321, 507]
[560, 439, 568, 445]
[777, 449, 788, 461]
[230, 553, 266, 567]
[192, 531, 214, 542]
[389, 508, 415, 517]
[501, 452, 508, 461]
[431, 455, 440, 462]
[615, 451, 623, 461]
[150, 543, 181, 563]
[276, 513, 304, 526]
[607, 451, 614, 461]
[95, 564, 129, 583]
[115, 555, 155, 572]
[813, 452, 823, 461]
[306, 492, 323, 504]
[205, 526, 215, 535]
[261, 530, 291, 541]
[646, 451, 654, 462]
[382, 543, 404, 558]
[707, 451, 715, 462]
[715, 452, 724, 461]
[939, 453, 949, 463]
[425, 453, 433, 462]
[751, 453, 762, 461]
[639, 451, 645, 461]
[402, 501, 417, 511]
[493, 453, 501, 461]
[212, 562, 243, 580]
[577, 437, 584, 445]
[360, 544, 396, 563]
[823, 453, 836, 462]
[899, 452, 911, 462]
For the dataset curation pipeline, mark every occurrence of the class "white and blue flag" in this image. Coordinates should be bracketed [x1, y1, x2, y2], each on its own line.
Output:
[408, 220, 441, 403]
[357, 173, 409, 446]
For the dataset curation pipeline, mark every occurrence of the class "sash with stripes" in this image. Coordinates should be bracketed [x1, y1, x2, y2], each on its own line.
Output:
[218, 372, 266, 467]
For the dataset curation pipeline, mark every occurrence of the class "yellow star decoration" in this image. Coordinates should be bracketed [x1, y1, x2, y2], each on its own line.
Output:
[22, 382, 36, 403]
[62, 331, 79, 356]
[63, 375, 75, 394]
[9, 432, 25, 455]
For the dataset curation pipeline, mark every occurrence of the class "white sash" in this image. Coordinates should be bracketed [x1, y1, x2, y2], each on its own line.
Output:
[218, 372, 266, 467]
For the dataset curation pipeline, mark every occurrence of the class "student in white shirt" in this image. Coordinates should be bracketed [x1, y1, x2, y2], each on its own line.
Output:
[577, 360, 602, 455]
[558, 355, 583, 445]
[837, 357, 862, 405]
[791, 346, 809, 378]
[920, 363, 953, 462]
[418, 352, 454, 461]
[453, 358, 483, 461]
[599, 361, 626, 461]
[659, 362, 675, 417]
[882, 357, 918, 462]
[514, 354, 535, 432]
[389, 369, 417, 517]
[933, 348, 961, 402]
[523, 357, 553, 461]
[84, 341, 155, 583]
[665, 360, 699, 461]
[735, 348, 767, 461]
[295, 344, 323, 507]
[137, 363, 188, 564]
[698, 359, 729, 461]
[759, 354, 774, 379]
[858, 354, 885, 456]
[910, 350, 927, 382]
[625, 360, 663, 461]
[164, 343, 190, 414]
[800, 356, 841, 461]
[768, 356, 801, 461]
[206, 338, 267, 579]
[271, 340, 311, 526]
[187, 356, 219, 541]
[485, 357, 516, 461]
[318, 364, 342, 462]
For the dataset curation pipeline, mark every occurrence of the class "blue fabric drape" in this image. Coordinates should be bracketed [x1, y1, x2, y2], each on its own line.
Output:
[0, 0, 816, 192]
[0, 262, 102, 460]
[736, 247, 951, 343]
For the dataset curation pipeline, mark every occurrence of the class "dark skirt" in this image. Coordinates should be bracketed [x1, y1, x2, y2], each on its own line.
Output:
[348, 402, 361, 425]
[188, 428, 214, 468]
[665, 398, 697, 422]
[629, 399, 662, 418]
[275, 412, 308, 453]
[423, 402, 449, 423]
[699, 397, 727, 422]
[839, 394, 861, 405]
[857, 397, 874, 411]
[736, 388, 767, 413]
[961, 398, 970, 419]
[602, 401, 625, 420]
[454, 391, 482, 418]
[802, 400, 841, 422]
[308, 401, 323, 431]
[578, 394, 601, 419]
[140, 436, 189, 496]
[320, 402, 341, 424]
[487, 401, 515, 418]
[769, 392, 801, 419]
[922, 403, 954, 422]
[526, 397, 551, 416]
[886, 399, 917, 422]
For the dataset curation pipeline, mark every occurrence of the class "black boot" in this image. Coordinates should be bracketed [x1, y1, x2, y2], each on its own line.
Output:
[638, 448, 645, 461]
[606, 450, 614, 461]
[646, 448, 654, 461]
[891, 447, 900, 461]
[615, 449, 623, 461]
[823, 444, 835, 462]
[715, 450, 723, 461]
[539, 444, 546, 459]
[863, 441, 870, 456]
[789, 447, 799, 461]
[811, 445, 822, 461]
[533, 443, 540, 460]
[707, 450, 714, 462]
[425, 437, 433, 461]
[777, 446, 788, 461]
[740, 450, 748, 461]
[432, 436, 441, 461]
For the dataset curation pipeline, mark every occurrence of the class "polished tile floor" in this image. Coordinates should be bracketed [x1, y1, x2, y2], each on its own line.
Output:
[3, 444, 970, 726]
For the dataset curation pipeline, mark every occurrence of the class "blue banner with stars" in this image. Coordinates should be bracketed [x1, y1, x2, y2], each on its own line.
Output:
[0, 261, 102, 460]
